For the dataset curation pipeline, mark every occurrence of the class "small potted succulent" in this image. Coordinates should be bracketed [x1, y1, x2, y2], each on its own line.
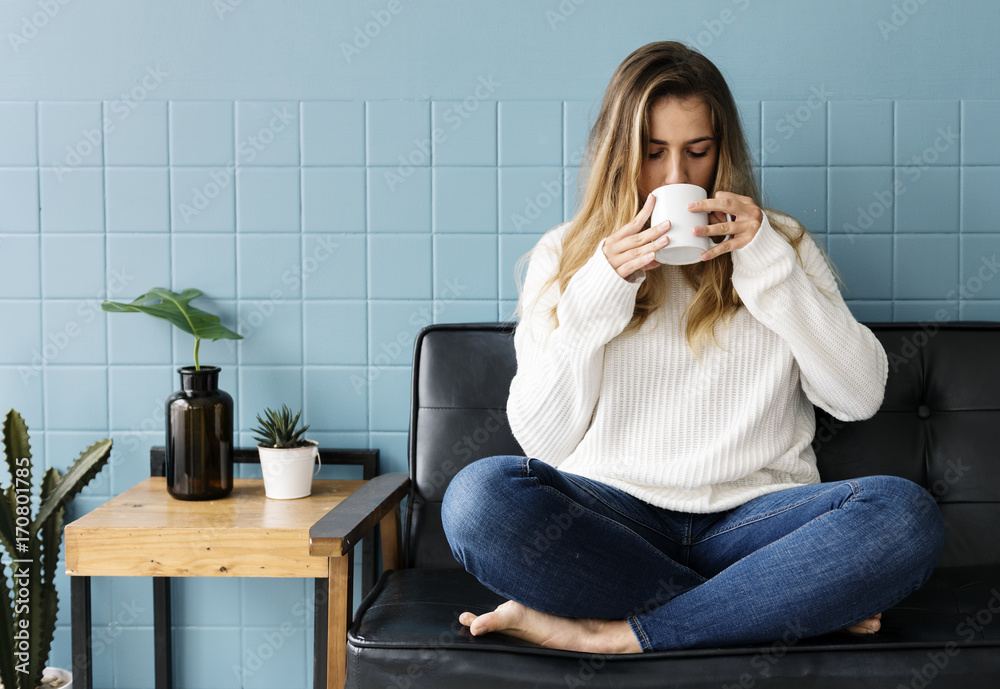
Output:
[101, 288, 242, 501]
[251, 405, 319, 500]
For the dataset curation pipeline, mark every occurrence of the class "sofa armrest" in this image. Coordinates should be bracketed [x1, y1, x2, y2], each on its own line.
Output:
[309, 472, 410, 558]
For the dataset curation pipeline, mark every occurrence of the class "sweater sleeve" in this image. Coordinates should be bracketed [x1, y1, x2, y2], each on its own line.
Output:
[507, 227, 642, 464]
[731, 211, 889, 421]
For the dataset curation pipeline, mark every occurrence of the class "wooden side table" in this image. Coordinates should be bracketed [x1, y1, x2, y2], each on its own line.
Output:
[64, 471, 410, 689]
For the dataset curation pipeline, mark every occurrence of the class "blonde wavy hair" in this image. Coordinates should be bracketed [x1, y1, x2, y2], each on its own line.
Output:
[517, 41, 844, 358]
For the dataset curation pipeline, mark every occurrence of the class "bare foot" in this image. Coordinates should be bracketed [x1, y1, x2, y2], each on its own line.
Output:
[839, 612, 882, 635]
[458, 600, 642, 654]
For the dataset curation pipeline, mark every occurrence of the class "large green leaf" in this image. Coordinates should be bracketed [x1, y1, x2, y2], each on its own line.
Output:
[101, 288, 243, 341]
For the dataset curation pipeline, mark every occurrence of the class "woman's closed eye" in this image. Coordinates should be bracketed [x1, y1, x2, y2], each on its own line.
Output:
[647, 150, 709, 159]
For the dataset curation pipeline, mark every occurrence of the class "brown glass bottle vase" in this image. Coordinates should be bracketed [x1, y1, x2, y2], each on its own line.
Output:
[165, 366, 234, 500]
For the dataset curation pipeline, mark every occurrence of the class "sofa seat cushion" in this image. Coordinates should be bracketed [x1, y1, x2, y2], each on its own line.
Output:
[347, 567, 1000, 689]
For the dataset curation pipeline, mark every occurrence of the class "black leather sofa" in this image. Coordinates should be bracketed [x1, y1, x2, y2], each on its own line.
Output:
[347, 321, 1000, 688]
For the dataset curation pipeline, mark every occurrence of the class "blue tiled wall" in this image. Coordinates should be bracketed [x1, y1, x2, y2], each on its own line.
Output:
[2, 0, 1000, 686]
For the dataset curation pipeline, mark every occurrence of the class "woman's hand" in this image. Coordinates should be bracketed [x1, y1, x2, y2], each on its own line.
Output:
[687, 191, 764, 262]
[602, 192, 671, 280]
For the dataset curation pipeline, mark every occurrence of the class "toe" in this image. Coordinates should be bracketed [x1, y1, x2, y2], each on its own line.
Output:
[470, 613, 493, 635]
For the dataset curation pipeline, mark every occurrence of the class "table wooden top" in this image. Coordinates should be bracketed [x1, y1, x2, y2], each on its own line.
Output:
[65, 477, 366, 578]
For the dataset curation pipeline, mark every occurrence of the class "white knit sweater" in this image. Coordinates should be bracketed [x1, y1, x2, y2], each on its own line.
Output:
[507, 211, 889, 513]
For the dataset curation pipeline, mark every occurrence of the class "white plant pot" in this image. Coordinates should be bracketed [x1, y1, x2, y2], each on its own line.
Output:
[41, 666, 72, 688]
[0, 665, 71, 689]
[257, 441, 320, 499]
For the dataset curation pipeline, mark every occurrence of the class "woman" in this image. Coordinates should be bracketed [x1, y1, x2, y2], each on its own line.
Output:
[440, 41, 945, 654]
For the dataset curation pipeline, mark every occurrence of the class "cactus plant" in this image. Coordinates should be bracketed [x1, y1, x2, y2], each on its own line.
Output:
[0, 409, 112, 689]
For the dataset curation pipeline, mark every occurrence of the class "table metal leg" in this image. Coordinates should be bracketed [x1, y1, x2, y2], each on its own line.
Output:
[313, 577, 328, 689]
[71, 576, 92, 689]
[326, 551, 354, 689]
[153, 577, 173, 689]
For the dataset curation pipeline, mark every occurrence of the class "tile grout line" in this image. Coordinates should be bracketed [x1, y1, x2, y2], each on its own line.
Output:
[35, 100, 47, 436]
[364, 100, 372, 441]
[299, 100, 306, 423]
[958, 99, 963, 321]
[101, 100, 111, 437]
[891, 99, 897, 320]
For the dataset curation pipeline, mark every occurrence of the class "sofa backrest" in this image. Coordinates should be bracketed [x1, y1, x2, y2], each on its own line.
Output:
[405, 323, 520, 568]
[404, 321, 1000, 570]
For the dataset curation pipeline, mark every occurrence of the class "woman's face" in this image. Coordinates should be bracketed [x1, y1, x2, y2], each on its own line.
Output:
[637, 95, 718, 199]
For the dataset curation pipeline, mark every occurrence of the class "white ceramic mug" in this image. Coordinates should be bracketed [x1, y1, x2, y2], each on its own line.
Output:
[650, 184, 733, 265]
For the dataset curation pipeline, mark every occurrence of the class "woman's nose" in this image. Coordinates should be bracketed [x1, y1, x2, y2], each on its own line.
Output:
[662, 156, 687, 185]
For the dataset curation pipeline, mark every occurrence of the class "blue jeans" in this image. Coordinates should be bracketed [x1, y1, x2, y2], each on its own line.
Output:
[441, 455, 946, 652]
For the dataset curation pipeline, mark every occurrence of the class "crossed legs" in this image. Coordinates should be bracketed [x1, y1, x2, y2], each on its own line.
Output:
[441, 456, 944, 653]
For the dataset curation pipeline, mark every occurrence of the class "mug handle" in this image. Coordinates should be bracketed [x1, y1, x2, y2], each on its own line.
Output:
[723, 213, 734, 242]
[313, 450, 322, 477]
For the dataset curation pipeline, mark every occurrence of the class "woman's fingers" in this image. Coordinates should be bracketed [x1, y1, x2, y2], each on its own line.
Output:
[634, 192, 657, 230]
[617, 250, 659, 278]
[612, 193, 661, 241]
[603, 202, 671, 279]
